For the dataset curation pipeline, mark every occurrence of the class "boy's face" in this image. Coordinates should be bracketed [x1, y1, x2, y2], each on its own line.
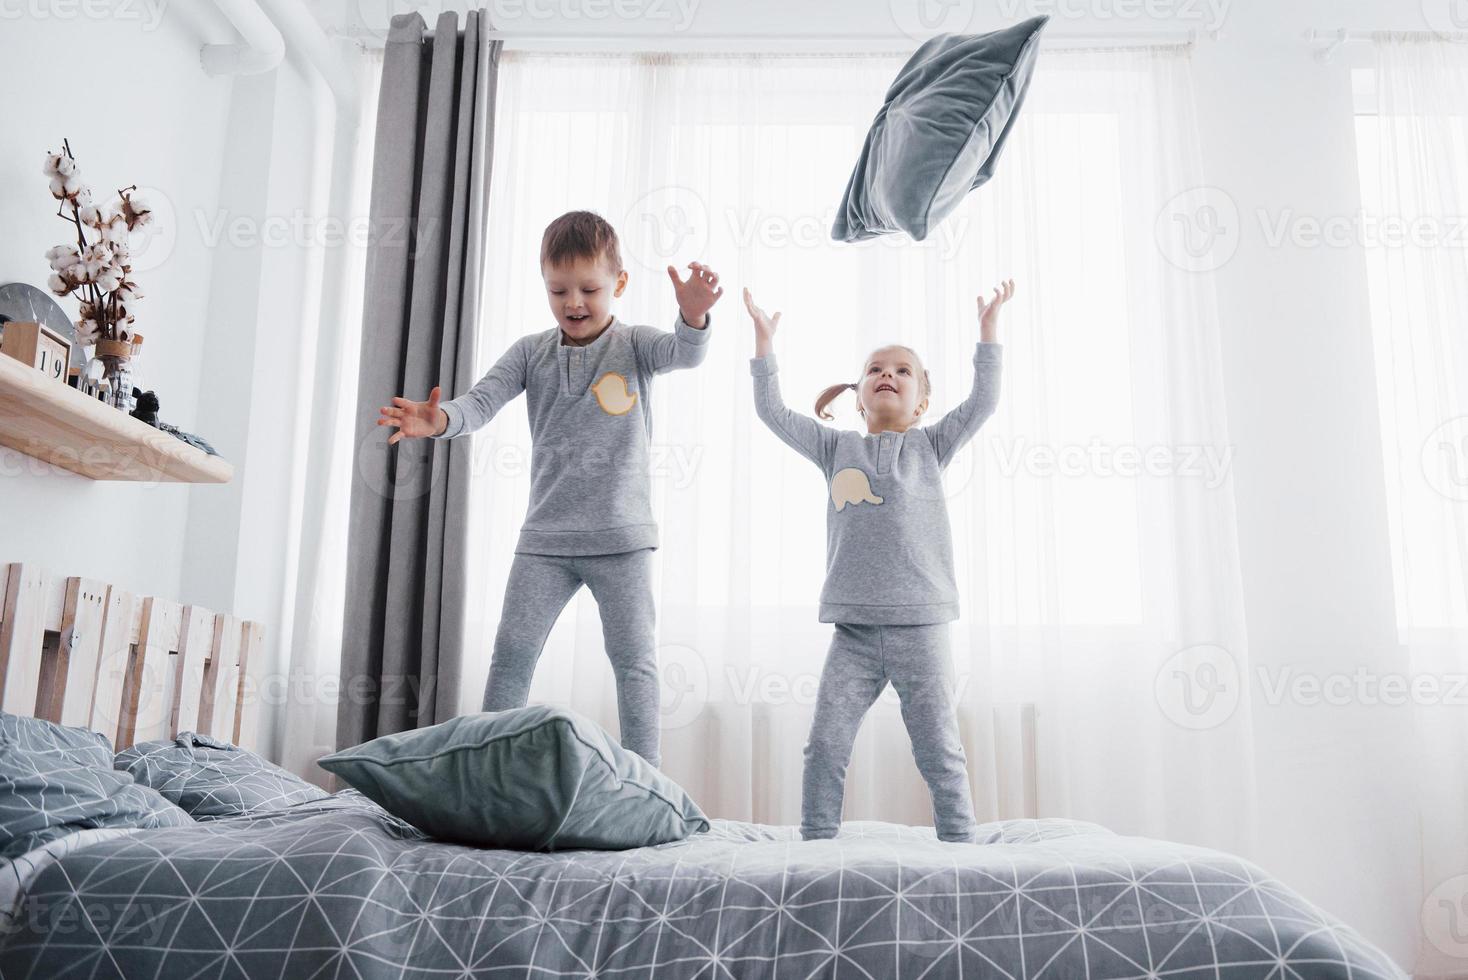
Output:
[858, 346, 928, 426]
[542, 253, 628, 341]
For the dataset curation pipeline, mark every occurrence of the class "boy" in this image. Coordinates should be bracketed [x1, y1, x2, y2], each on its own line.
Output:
[378, 210, 722, 767]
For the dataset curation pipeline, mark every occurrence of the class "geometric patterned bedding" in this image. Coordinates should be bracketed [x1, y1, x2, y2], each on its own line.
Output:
[0, 791, 1406, 979]
[113, 732, 328, 821]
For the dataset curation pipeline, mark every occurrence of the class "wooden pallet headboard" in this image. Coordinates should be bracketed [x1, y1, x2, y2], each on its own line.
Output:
[0, 561, 265, 752]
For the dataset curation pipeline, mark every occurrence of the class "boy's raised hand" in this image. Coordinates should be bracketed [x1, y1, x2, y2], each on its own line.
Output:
[378, 385, 445, 445]
[743, 287, 781, 358]
[667, 261, 723, 328]
[977, 278, 1015, 344]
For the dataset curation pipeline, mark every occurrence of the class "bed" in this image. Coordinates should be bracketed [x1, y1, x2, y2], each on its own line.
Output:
[0, 561, 1407, 978]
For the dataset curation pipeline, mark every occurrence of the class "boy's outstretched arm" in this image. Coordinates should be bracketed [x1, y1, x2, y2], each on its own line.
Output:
[630, 262, 723, 374]
[746, 287, 839, 474]
[378, 336, 530, 444]
[923, 279, 1011, 468]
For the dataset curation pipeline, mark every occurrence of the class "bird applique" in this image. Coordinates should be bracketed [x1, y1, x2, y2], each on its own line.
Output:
[830, 467, 884, 511]
[590, 372, 638, 416]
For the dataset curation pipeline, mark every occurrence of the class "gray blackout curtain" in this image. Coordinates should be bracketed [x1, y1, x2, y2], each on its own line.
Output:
[337, 10, 500, 749]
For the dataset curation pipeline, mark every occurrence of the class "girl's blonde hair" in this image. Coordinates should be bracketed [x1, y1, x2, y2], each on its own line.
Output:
[814, 345, 932, 421]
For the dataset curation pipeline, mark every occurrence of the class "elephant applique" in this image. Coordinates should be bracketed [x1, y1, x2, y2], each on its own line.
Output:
[590, 372, 638, 416]
[830, 467, 884, 511]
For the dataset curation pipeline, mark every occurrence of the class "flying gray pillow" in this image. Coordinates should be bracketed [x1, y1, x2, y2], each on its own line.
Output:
[833, 16, 1049, 242]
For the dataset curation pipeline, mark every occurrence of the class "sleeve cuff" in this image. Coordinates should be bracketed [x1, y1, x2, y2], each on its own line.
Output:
[749, 353, 778, 377]
[431, 400, 463, 439]
[975, 341, 1003, 364]
[675, 310, 713, 342]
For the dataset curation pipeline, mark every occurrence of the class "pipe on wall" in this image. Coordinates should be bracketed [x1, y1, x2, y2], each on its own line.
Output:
[201, 0, 286, 75]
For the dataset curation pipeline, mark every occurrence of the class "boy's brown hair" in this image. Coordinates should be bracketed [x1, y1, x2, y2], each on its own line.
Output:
[540, 210, 623, 274]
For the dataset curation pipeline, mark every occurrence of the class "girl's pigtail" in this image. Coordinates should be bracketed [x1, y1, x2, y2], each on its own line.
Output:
[815, 382, 857, 421]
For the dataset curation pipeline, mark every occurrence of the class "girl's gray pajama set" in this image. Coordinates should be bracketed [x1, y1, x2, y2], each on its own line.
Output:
[430, 313, 713, 768]
[750, 342, 1003, 842]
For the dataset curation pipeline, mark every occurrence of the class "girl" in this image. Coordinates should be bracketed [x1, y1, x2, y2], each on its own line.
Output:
[743, 281, 1011, 843]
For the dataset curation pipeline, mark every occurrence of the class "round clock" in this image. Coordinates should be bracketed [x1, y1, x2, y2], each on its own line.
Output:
[0, 281, 89, 378]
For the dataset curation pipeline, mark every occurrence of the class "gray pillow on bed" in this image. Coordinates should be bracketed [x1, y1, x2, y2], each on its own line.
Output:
[0, 712, 192, 860]
[319, 705, 709, 851]
[115, 731, 329, 820]
[832, 16, 1049, 243]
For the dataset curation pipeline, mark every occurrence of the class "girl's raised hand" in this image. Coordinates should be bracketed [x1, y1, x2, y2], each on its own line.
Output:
[378, 386, 445, 445]
[977, 278, 1015, 344]
[743, 287, 781, 357]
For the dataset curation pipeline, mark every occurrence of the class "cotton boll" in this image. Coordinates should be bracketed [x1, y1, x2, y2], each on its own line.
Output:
[47, 273, 70, 296]
[49, 175, 68, 199]
[94, 270, 121, 293]
[46, 244, 80, 270]
[75, 319, 100, 346]
[100, 214, 129, 243]
[78, 203, 101, 227]
[42, 151, 77, 178]
[78, 300, 96, 320]
[122, 191, 153, 229]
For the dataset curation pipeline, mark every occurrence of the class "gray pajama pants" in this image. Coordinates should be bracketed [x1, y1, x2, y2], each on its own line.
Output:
[483, 548, 660, 767]
[803, 623, 978, 843]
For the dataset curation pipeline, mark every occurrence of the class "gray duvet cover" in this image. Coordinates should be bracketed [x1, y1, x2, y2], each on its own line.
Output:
[0, 792, 1404, 979]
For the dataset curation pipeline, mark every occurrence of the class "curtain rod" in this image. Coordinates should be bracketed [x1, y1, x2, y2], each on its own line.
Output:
[1307, 27, 1468, 62]
[331, 25, 1201, 51]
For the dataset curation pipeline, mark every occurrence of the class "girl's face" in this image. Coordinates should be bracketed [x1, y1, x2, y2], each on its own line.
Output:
[857, 346, 929, 430]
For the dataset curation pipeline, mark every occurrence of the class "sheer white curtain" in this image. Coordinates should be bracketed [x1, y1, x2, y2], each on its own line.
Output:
[279, 44, 384, 784]
[459, 44, 1254, 853]
[1356, 36, 1468, 974]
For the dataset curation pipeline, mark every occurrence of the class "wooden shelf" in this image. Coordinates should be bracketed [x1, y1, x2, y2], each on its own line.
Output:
[0, 353, 233, 483]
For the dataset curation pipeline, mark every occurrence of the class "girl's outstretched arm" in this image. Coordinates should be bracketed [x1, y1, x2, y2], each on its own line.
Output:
[746, 288, 839, 474]
[923, 280, 1012, 467]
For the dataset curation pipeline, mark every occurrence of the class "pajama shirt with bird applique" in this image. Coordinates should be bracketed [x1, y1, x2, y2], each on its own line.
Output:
[430, 313, 713, 767]
[750, 341, 1002, 842]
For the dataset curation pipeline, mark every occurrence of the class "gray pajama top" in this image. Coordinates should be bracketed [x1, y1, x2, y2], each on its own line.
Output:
[750, 342, 1002, 624]
[431, 314, 712, 555]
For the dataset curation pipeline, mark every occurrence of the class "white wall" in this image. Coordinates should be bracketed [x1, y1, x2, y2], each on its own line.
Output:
[0, 5, 330, 765]
[0, 9, 234, 601]
[0, 0, 1448, 974]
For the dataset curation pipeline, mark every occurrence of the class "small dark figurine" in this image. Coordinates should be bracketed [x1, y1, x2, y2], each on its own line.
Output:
[130, 387, 160, 426]
[125, 386, 221, 457]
